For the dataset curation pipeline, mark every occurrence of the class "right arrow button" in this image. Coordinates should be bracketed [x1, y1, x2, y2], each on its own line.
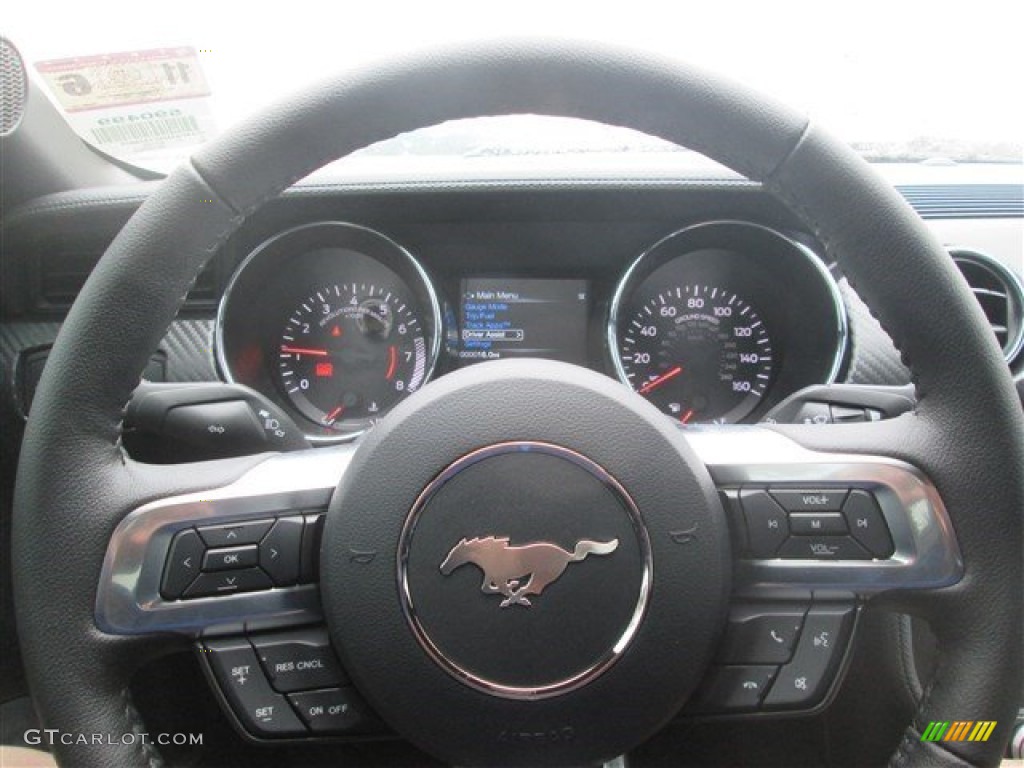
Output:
[842, 490, 895, 558]
[260, 516, 304, 586]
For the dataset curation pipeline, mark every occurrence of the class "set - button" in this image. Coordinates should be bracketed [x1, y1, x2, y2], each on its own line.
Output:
[732, 486, 894, 560]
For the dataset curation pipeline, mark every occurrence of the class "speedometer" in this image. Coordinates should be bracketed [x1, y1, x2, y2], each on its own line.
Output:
[619, 285, 773, 423]
[610, 221, 848, 426]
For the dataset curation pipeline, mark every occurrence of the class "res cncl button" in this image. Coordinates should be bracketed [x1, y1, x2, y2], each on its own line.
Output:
[252, 627, 347, 693]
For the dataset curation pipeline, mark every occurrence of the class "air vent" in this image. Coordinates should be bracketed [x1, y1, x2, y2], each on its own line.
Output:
[899, 185, 1024, 219]
[35, 250, 218, 311]
[951, 248, 1024, 364]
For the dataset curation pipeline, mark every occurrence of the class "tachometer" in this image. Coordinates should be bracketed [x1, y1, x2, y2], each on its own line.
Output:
[618, 285, 773, 423]
[217, 221, 441, 441]
[278, 283, 427, 432]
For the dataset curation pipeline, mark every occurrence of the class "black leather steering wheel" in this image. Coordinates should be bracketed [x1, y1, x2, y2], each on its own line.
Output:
[13, 40, 1022, 767]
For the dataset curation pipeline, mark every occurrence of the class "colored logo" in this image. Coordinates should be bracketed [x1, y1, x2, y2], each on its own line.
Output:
[439, 536, 619, 608]
[921, 721, 997, 743]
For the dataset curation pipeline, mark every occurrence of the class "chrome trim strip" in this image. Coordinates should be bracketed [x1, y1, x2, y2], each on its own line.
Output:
[606, 219, 849, 412]
[687, 427, 962, 593]
[214, 221, 444, 444]
[94, 446, 354, 635]
[396, 441, 653, 701]
[95, 429, 960, 636]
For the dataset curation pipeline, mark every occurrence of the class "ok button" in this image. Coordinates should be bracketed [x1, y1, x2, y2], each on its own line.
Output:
[203, 545, 259, 571]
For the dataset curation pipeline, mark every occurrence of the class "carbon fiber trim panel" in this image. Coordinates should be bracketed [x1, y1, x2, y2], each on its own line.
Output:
[838, 279, 912, 386]
[1, 319, 218, 416]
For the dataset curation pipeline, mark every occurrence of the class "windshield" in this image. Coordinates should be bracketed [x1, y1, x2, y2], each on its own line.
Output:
[5, 0, 1023, 173]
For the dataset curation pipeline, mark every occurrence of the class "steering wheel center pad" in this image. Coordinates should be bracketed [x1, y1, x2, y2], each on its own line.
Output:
[323, 359, 729, 764]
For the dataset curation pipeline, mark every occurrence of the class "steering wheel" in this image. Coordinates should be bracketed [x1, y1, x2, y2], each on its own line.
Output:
[13, 40, 1022, 767]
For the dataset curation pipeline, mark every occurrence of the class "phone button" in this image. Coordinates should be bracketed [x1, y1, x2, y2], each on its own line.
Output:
[718, 606, 807, 665]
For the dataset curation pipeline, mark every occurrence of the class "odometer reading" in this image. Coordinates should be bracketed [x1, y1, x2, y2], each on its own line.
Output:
[619, 285, 773, 424]
[278, 282, 427, 435]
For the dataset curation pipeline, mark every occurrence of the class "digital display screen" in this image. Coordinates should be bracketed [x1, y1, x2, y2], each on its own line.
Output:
[459, 278, 590, 365]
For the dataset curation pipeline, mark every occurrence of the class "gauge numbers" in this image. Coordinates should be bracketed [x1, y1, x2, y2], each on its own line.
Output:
[619, 284, 773, 424]
[278, 282, 427, 435]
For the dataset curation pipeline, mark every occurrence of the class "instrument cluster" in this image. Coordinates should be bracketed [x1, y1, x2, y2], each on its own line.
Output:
[216, 219, 847, 440]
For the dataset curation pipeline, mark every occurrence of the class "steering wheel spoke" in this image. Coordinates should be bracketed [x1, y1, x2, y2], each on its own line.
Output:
[97, 446, 354, 636]
[686, 424, 962, 597]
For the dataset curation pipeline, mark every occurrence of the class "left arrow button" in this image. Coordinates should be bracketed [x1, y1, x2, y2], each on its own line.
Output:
[161, 529, 205, 599]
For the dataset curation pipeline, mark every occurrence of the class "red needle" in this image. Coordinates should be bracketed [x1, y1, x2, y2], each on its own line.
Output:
[638, 365, 683, 395]
[385, 345, 398, 380]
[281, 345, 329, 357]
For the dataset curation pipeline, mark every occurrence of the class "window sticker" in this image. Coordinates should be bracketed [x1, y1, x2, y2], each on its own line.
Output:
[36, 47, 216, 167]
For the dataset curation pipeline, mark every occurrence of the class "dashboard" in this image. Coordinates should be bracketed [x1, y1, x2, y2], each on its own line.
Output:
[2, 173, 1021, 440]
[2, 173, 1022, 446]
[215, 216, 847, 441]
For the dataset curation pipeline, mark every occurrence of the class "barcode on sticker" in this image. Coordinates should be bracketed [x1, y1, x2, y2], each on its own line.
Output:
[91, 115, 199, 145]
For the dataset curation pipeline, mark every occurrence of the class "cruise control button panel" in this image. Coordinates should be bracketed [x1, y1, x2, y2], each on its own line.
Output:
[200, 626, 383, 741]
[161, 513, 322, 600]
[730, 485, 895, 561]
[204, 637, 306, 737]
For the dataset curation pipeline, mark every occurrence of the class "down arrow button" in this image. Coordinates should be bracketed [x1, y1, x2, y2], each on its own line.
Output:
[260, 516, 303, 586]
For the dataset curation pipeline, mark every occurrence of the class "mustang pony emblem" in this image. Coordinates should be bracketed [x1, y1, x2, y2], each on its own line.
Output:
[439, 536, 619, 608]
